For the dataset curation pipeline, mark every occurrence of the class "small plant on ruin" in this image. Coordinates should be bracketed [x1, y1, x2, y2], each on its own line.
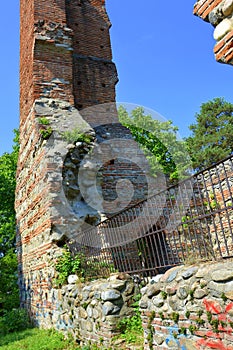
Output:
[146, 311, 155, 350]
[38, 117, 50, 125]
[116, 306, 143, 345]
[211, 318, 220, 333]
[61, 127, 93, 144]
[209, 200, 219, 210]
[161, 291, 167, 300]
[149, 311, 155, 322]
[179, 327, 187, 335]
[185, 310, 190, 319]
[189, 289, 194, 300]
[206, 311, 212, 323]
[220, 321, 227, 328]
[131, 293, 142, 308]
[181, 215, 190, 229]
[188, 324, 197, 335]
[39, 127, 53, 139]
[53, 246, 117, 286]
[197, 310, 203, 317]
[171, 312, 179, 324]
[53, 247, 84, 286]
[158, 311, 164, 320]
[37, 117, 53, 139]
[221, 293, 227, 302]
[196, 317, 205, 326]
[172, 331, 178, 339]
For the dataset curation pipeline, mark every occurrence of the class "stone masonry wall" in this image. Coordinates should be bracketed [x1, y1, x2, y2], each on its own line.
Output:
[17, 0, 151, 332]
[140, 260, 233, 350]
[194, 0, 233, 64]
[46, 273, 135, 347]
[18, 0, 118, 324]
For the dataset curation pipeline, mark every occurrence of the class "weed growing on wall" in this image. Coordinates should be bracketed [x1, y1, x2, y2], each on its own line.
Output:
[53, 246, 116, 286]
[38, 117, 50, 125]
[37, 116, 53, 139]
[116, 310, 143, 343]
[39, 127, 53, 139]
[115, 293, 143, 346]
[61, 128, 93, 144]
[147, 311, 155, 349]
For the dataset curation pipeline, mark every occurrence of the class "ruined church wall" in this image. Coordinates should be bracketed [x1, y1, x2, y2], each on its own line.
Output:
[17, 0, 151, 326]
[18, 0, 108, 299]
[65, 0, 117, 110]
[194, 0, 233, 64]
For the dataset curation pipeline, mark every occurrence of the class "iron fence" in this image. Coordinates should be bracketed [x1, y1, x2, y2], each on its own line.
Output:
[69, 155, 233, 279]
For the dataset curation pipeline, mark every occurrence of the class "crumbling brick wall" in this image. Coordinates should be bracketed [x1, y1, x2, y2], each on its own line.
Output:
[17, 0, 150, 327]
[193, 0, 233, 65]
[17, 0, 117, 322]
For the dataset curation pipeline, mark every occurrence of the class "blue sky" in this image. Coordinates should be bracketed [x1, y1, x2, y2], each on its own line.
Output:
[1, 0, 233, 155]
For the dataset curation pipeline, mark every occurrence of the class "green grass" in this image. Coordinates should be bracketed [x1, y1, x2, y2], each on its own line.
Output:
[0, 328, 79, 350]
[0, 327, 144, 350]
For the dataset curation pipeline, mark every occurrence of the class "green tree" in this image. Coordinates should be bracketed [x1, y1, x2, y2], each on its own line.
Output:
[0, 250, 19, 314]
[0, 130, 19, 313]
[118, 105, 190, 183]
[186, 98, 233, 171]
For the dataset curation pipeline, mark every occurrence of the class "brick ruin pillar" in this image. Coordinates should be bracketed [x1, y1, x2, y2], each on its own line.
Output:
[17, 0, 154, 327]
[193, 0, 233, 65]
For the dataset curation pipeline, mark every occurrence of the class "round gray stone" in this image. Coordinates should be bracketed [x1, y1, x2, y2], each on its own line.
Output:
[102, 301, 120, 316]
[177, 286, 188, 300]
[101, 290, 121, 301]
[182, 267, 198, 280]
[211, 269, 233, 282]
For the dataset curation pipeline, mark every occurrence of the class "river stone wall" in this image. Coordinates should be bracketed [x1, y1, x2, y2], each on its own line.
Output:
[194, 0, 233, 65]
[44, 272, 135, 347]
[140, 260, 233, 350]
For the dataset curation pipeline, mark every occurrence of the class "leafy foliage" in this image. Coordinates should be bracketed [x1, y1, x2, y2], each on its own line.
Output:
[0, 250, 19, 314]
[118, 105, 190, 183]
[54, 246, 116, 286]
[38, 117, 50, 125]
[116, 293, 143, 345]
[39, 126, 53, 139]
[54, 248, 84, 286]
[116, 308, 143, 344]
[0, 308, 31, 334]
[186, 98, 233, 171]
[0, 130, 19, 314]
[0, 130, 19, 257]
[61, 128, 93, 144]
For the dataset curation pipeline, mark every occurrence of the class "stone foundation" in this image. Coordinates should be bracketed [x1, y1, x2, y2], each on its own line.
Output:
[140, 260, 233, 349]
[34, 272, 136, 348]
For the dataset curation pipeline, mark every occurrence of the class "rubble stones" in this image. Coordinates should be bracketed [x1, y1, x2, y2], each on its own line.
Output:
[53, 274, 135, 347]
[223, 0, 233, 16]
[140, 261, 233, 349]
[194, 0, 233, 65]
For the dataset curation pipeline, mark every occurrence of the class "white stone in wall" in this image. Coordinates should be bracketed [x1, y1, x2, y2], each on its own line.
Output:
[223, 0, 233, 16]
[214, 16, 233, 40]
[68, 274, 79, 284]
